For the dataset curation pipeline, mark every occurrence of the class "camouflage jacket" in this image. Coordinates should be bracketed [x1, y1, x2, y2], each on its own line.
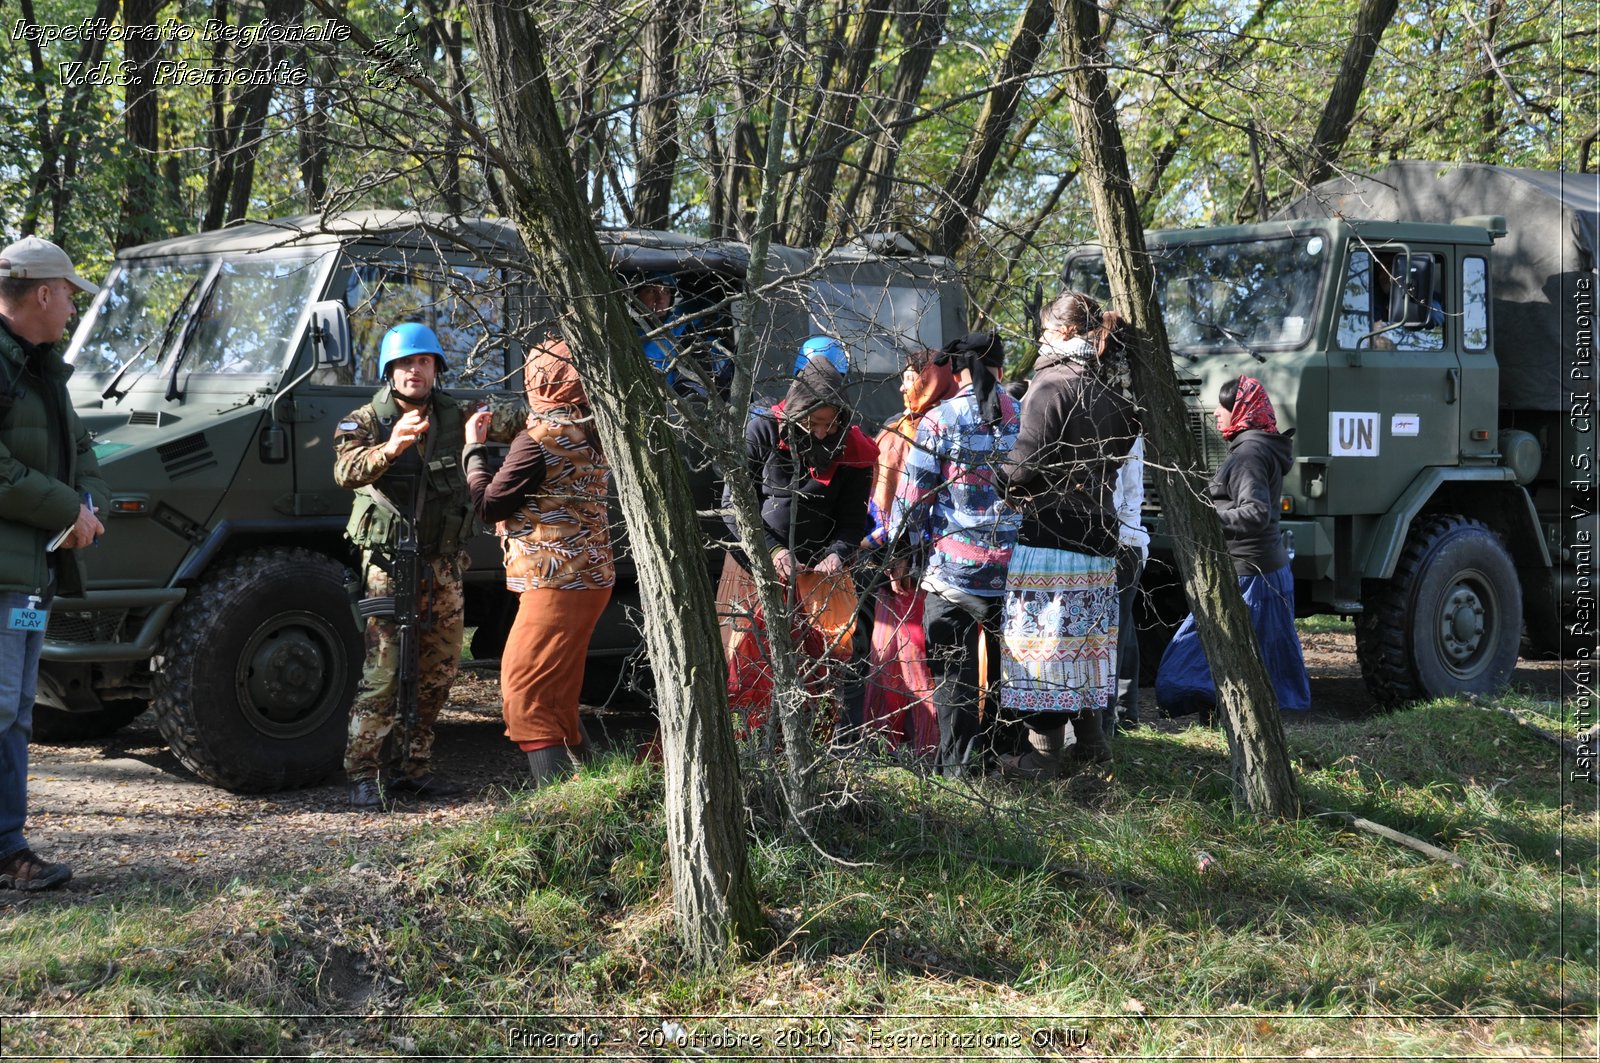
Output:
[334, 386, 526, 558]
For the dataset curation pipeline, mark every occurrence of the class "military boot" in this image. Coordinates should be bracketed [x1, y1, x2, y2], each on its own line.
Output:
[349, 778, 387, 811]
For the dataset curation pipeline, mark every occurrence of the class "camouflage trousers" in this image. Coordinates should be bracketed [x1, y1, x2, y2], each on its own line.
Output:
[344, 550, 468, 782]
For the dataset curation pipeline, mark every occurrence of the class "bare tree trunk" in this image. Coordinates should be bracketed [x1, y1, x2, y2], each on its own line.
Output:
[787, 0, 890, 246]
[712, 15, 780, 239]
[927, 0, 1054, 257]
[204, 0, 237, 230]
[466, 0, 768, 964]
[17, 0, 118, 236]
[209, 0, 303, 225]
[421, 8, 467, 216]
[635, 0, 697, 229]
[724, 0, 828, 822]
[777, 0, 849, 235]
[1055, 0, 1299, 817]
[1301, 0, 1401, 188]
[117, 0, 164, 249]
[297, 50, 329, 211]
[846, 0, 948, 229]
[1475, 0, 1505, 158]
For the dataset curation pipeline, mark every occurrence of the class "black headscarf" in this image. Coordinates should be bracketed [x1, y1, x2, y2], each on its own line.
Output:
[944, 330, 1005, 426]
[779, 359, 853, 472]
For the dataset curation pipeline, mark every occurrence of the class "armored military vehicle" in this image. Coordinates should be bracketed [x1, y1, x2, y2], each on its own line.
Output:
[1064, 162, 1595, 703]
[39, 213, 965, 790]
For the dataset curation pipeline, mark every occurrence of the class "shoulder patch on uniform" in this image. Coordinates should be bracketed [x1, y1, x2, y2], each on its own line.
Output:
[338, 420, 360, 431]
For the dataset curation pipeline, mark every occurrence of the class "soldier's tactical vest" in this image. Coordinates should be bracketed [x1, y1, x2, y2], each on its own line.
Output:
[345, 387, 476, 558]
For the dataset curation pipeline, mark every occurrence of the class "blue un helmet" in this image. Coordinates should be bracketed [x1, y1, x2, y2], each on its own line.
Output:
[377, 322, 447, 379]
[793, 335, 851, 377]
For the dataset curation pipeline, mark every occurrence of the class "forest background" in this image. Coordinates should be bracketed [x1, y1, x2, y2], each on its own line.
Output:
[5, 0, 1589, 335]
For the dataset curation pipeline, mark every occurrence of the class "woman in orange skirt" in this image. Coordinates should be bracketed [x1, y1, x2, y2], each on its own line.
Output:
[463, 339, 614, 787]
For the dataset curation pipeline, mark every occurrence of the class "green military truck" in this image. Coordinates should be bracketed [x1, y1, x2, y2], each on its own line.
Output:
[1064, 162, 1596, 703]
[38, 213, 965, 790]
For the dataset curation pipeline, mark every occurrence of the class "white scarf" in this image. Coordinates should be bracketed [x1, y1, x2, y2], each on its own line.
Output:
[1036, 333, 1096, 370]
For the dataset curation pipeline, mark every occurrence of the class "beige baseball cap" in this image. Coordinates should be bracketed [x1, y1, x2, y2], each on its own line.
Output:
[0, 236, 100, 296]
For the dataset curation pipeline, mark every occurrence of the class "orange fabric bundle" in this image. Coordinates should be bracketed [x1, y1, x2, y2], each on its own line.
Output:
[725, 568, 858, 739]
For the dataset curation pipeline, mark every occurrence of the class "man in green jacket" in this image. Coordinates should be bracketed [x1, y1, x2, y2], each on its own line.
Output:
[0, 236, 108, 891]
[333, 322, 526, 810]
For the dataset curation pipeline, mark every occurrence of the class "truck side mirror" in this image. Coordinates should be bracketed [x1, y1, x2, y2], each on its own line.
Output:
[309, 301, 351, 367]
[1387, 255, 1436, 330]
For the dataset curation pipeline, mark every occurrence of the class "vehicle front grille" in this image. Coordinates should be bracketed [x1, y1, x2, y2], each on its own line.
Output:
[1142, 375, 1226, 519]
[47, 609, 130, 644]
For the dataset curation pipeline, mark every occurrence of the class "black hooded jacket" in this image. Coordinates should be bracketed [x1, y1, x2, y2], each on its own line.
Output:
[720, 360, 873, 566]
[1208, 428, 1294, 577]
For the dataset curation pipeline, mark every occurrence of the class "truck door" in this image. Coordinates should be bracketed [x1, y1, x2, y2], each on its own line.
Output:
[1323, 245, 1463, 518]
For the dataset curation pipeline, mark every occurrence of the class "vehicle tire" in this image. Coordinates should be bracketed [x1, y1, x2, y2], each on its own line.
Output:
[152, 548, 362, 792]
[32, 699, 147, 742]
[1355, 515, 1522, 705]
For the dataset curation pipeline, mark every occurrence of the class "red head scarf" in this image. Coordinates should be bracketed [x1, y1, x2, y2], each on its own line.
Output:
[523, 339, 589, 413]
[1221, 375, 1278, 439]
[896, 348, 958, 433]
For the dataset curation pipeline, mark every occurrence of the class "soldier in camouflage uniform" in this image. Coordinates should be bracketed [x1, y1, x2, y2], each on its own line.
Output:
[334, 323, 526, 810]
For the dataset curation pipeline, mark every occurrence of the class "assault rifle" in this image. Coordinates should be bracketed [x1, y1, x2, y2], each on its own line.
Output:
[356, 472, 426, 767]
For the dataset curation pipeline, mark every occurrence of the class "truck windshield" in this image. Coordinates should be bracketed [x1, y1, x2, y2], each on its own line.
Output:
[70, 251, 331, 379]
[1064, 234, 1327, 354]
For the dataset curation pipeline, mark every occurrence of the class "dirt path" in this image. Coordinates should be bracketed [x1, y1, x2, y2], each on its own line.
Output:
[9, 668, 651, 903]
[6, 635, 1569, 904]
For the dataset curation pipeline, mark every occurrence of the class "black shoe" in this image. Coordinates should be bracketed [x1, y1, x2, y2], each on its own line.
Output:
[349, 778, 386, 810]
[388, 773, 465, 798]
[0, 848, 71, 891]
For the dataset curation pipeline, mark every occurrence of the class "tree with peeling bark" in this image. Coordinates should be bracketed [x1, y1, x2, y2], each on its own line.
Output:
[926, 0, 1055, 258]
[1053, 0, 1298, 816]
[465, 0, 768, 962]
[1298, 0, 1402, 191]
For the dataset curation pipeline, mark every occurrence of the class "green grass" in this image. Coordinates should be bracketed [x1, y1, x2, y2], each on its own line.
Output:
[1296, 614, 1355, 634]
[4, 700, 1595, 1058]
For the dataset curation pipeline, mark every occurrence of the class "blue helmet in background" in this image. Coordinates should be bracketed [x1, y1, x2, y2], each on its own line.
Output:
[378, 322, 446, 379]
[793, 335, 850, 377]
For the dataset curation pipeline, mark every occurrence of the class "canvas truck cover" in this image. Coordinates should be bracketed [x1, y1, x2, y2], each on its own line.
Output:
[1275, 161, 1599, 412]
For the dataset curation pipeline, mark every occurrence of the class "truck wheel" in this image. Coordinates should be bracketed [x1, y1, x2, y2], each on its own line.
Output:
[1356, 515, 1522, 705]
[32, 700, 147, 742]
[152, 548, 361, 792]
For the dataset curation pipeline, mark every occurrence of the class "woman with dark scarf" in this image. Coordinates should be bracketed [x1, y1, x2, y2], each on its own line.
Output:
[719, 355, 879, 730]
[998, 291, 1139, 778]
[1155, 376, 1310, 716]
[860, 347, 958, 754]
[889, 331, 1021, 777]
[462, 339, 615, 787]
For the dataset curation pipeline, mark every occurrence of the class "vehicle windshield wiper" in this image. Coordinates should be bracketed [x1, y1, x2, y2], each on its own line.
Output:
[1194, 318, 1267, 362]
[101, 273, 206, 402]
[163, 268, 221, 402]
